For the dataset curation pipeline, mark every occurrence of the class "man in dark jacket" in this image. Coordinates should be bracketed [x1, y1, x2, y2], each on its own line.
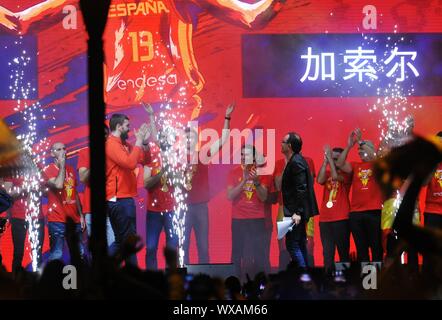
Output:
[281, 132, 319, 281]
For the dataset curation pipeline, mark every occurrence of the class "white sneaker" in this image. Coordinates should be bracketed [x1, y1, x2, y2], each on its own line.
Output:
[300, 273, 312, 282]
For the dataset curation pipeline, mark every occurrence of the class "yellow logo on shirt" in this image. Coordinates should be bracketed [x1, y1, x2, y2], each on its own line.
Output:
[435, 170, 442, 188]
[65, 175, 74, 202]
[358, 168, 372, 187]
[243, 179, 255, 201]
[326, 179, 339, 201]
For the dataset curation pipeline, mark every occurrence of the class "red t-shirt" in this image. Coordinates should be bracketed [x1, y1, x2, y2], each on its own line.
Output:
[228, 166, 270, 220]
[320, 170, 351, 222]
[186, 162, 210, 205]
[44, 164, 80, 223]
[77, 148, 91, 214]
[349, 161, 383, 212]
[425, 163, 442, 215]
[4, 177, 44, 220]
[145, 145, 175, 213]
[104, 0, 200, 108]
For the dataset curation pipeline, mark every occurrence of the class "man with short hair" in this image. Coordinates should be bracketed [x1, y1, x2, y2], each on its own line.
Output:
[182, 104, 235, 265]
[317, 146, 351, 278]
[106, 114, 150, 266]
[281, 132, 319, 281]
[44, 142, 85, 262]
[143, 129, 178, 271]
[227, 145, 270, 280]
[272, 153, 316, 270]
[336, 129, 383, 263]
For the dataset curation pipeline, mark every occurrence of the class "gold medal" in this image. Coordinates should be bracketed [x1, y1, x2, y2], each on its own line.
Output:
[160, 175, 169, 193]
[326, 180, 338, 209]
[184, 165, 197, 191]
[161, 183, 169, 193]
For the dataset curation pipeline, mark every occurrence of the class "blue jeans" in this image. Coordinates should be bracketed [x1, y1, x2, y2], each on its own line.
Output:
[183, 202, 209, 264]
[145, 211, 178, 270]
[107, 198, 138, 267]
[285, 219, 308, 270]
[84, 213, 117, 256]
[47, 222, 85, 262]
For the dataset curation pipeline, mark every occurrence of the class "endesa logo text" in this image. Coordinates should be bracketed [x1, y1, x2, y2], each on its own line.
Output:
[117, 73, 178, 90]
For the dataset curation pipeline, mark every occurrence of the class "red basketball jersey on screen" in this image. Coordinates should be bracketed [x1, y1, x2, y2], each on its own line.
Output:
[104, 0, 203, 107]
[145, 144, 175, 213]
[425, 163, 442, 215]
[349, 161, 383, 212]
[44, 164, 80, 223]
[186, 162, 210, 205]
[319, 170, 351, 222]
[77, 147, 91, 214]
[228, 166, 270, 219]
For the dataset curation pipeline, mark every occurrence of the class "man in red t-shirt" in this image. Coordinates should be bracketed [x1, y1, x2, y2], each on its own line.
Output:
[423, 132, 442, 269]
[2, 177, 45, 273]
[78, 124, 116, 255]
[181, 103, 235, 265]
[142, 102, 235, 266]
[143, 140, 178, 270]
[317, 146, 351, 275]
[44, 142, 85, 262]
[227, 145, 269, 280]
[337, 129, 383, 262]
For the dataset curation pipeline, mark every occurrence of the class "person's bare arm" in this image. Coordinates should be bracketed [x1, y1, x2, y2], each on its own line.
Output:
[317, 158, 328, 185]
[227, 171, 246, 201]
[354, 128, 376, 160]
[207, 102, 235, 161]
[142, 102, 159, 145]
[15, 0, 76, 34]
[324, 146, 342, 182]
[47, 156, 66, 190]
[0, 6, 19, 31]
[250, 168, 267, 202]
[78, 167, 89, 184]
[76, 192, 86, 231]
[197, 0, 284, 29]
[336, 131, 355, 173]
[144, 165, 165, 190]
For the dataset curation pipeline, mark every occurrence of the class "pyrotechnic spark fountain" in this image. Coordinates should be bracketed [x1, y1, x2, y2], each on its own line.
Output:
[359, 25, 422, 256]
[362, 25, 419, 152]
[9, 36, 48, 272]
[143, 38, 191, 267]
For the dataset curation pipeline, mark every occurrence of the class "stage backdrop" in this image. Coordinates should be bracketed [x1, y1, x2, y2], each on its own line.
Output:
[0, 0, 441, 271]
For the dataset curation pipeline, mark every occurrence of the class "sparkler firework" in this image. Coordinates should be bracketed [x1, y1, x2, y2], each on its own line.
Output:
[9, 36, 48, 272]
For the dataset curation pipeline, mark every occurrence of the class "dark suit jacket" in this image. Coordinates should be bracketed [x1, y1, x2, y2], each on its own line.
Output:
[0, 187, 12, 214]
[281, 153, 319, 220]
